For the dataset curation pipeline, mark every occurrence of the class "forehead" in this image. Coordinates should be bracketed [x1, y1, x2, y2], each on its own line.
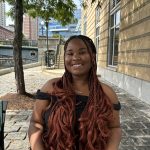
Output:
[66, 38, 87, 49]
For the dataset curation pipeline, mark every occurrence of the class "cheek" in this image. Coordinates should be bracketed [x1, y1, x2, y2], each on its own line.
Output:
[86, 56, 92, 67]
[88, 62, 92, 69]
[64, 57, 71, 68]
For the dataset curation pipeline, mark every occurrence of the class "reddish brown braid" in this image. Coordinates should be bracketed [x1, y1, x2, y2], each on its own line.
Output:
[42, 35, 113, 150]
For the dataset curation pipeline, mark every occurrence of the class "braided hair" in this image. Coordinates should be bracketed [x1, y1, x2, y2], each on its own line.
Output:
[42, 35, 113, 150]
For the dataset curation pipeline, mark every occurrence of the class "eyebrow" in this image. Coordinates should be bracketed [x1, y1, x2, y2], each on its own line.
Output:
[66, 48, 87, 52]
[79, 48, 87, 51]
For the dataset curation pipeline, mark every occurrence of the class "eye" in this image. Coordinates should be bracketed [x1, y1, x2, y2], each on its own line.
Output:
[66, 52, 73, 56]
[79, 51, 87, 55]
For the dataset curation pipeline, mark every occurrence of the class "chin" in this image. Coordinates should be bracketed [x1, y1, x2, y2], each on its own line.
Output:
[72, 70, 88, 76]
[66, 67, 90, 76]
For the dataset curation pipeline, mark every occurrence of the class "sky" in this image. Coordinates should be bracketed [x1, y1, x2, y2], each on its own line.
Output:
[5, 0, 81, 26]
[5, 2, 13, 26]
[74, 0, 81, 8]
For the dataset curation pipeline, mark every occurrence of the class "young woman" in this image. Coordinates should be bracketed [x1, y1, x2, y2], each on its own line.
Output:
[28, 35, 122, 150]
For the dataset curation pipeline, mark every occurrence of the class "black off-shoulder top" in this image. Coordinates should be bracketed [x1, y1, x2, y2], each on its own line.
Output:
[36, 90, 121, 110]
[35, 90, 121, 149]
[35, 90, 121, 126]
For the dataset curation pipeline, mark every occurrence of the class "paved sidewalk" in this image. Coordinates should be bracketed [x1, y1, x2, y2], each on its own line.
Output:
[0, 67, 64, 96]
[1, 67, 150, 150]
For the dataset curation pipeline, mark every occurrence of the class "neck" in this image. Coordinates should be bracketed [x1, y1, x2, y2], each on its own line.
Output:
[72, 75, 89, 95]
[72, 75, 89, 86]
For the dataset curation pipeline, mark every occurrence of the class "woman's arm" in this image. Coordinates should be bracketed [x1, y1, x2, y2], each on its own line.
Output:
[101, 83, 122, 150]
[28, 78, 59, 150]
[105, 111, 122, 150]
[28, 100, 49, 150]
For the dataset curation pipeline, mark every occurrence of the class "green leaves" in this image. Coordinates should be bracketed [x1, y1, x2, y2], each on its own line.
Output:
[4, 0, 77, 25]
[26, 0, 77, 25]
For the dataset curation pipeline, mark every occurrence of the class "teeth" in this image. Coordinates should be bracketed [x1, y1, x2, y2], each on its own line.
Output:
[73, 64, 81, 67]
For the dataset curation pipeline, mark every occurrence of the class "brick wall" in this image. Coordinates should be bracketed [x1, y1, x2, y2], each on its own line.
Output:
[0, 26, 14, 40]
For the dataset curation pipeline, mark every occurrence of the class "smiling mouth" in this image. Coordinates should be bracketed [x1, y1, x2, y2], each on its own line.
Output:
[72, 64, 83, 68]
[72, 64, 82, 67]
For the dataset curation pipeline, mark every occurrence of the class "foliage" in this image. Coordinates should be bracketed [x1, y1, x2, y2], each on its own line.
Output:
[0, 0, 77, 95]
[52, 34, 65, 41]
[52, 34, 61, 38]
[4, 0, 77, 26]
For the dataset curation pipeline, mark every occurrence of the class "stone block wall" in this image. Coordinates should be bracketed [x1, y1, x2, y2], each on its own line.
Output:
[81, 0, 150, 82]
[81, 0, 110, 68]
[118, 0, 150, 81]
[81, 0, 150, 102]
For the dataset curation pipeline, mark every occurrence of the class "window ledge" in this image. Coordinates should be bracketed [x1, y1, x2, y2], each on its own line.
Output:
[106, 65, 117, 72]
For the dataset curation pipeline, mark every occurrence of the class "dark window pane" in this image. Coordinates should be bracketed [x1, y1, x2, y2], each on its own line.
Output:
[113, 26, 119, 65]
[96, 27, 100, 49]
[96, 27, 99, 36]
[111, 14, 114, 27]
[109, 29, 114, 65]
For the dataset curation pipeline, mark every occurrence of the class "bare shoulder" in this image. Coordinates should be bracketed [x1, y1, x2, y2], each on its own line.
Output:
[40, 77, 61, 93]
[100, 82, 118, 104]
[32, 77, 61, 123]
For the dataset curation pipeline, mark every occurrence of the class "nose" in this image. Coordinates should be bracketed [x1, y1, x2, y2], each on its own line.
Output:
[72, 53, 81, 60]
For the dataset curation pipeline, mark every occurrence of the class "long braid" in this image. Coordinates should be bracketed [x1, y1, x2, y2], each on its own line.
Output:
[42, 70, 76, 150]
[42, 35, 113, 150]
[78, 36, 113, 149]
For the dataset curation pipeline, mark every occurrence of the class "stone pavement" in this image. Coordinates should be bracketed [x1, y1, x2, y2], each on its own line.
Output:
[0, 67, 150, 150]
[0, 67, 64, 96]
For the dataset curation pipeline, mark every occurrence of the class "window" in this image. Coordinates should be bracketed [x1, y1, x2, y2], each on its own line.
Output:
[96, 27, 100, 50]
[111, 0, 121, 9]
[83, 15, 87, 35]
[95, 6, 100, 50]
[108, 0, 120, 66]
[96, 6, 100, 25]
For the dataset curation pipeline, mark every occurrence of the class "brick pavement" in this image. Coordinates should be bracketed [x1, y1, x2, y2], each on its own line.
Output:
[1, 67, 150, 150]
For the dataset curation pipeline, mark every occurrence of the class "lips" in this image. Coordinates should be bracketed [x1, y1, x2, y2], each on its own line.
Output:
[72, 64, 82, 67]
[72, 64, 83, 68]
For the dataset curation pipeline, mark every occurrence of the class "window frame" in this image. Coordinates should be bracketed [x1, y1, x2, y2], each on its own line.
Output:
[108, 0, 121, 67]
[95, 5, 101, 60]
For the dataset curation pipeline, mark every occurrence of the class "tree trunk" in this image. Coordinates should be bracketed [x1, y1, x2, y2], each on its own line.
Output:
[13, 0, 26, 94]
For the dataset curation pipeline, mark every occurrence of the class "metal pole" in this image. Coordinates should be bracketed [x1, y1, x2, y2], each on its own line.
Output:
[45, 21, 49, 67]
[46, 21, 48, 52]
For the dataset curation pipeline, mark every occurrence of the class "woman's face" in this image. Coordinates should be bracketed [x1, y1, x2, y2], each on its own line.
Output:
[65, 38, 92, 77]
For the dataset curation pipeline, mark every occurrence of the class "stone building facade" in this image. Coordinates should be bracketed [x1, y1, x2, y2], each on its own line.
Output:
[0, 26, 14, 40]
[0, 45, 38, 69]
[23, 14, 38, 40]
[81, 0, 150, 103]
[38, 37, 64, 64]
